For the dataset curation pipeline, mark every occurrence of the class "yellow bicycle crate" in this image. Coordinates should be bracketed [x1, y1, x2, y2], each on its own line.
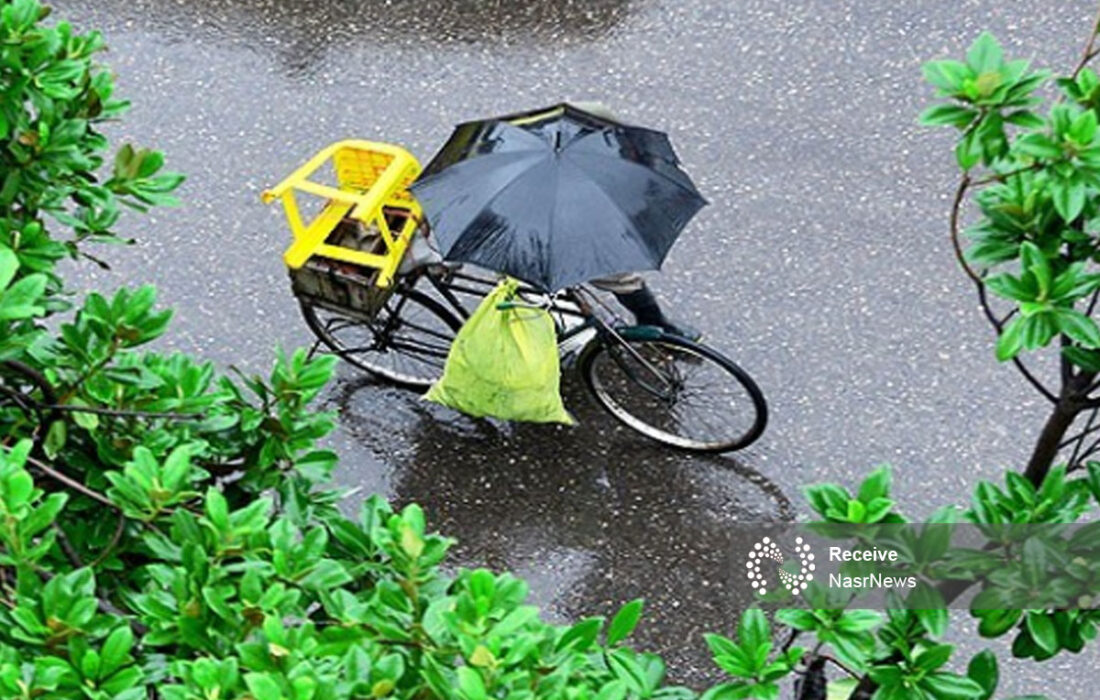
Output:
[262, 140, 423, 315]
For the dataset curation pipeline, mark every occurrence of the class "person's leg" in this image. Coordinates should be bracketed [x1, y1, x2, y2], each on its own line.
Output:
[590, 273, 700, 339]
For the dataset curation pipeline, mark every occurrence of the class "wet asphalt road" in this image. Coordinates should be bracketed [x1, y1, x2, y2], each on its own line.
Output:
[53, 0, 1100, 694]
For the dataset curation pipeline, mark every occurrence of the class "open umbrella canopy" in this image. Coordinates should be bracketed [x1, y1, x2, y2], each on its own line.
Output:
[409, 103, 707, 292]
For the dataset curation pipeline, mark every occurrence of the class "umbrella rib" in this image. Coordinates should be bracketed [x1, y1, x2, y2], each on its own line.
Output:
[545, 160, 559, 290]
[413, 151, 548, 257]
[449, 157, 555, 278]
[564, 146, 705, 199]
[559, 159, 661, 270]
[412, 149, 547, 190]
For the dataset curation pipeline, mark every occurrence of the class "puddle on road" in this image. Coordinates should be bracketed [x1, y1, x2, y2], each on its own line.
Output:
[328, 372, 791, 684]
[66, 0, 637, 76]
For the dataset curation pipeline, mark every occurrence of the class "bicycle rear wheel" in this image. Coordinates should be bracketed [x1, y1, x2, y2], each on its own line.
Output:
[300, 290, 461, 390]
[579, 331, 767, 452]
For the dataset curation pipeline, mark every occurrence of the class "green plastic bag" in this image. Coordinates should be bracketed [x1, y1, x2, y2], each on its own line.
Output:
[425, 279, 574, 424]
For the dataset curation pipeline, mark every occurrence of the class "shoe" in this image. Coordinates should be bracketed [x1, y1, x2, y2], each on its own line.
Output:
[659, 319, 702, 341]
[613, 287, 702, 341]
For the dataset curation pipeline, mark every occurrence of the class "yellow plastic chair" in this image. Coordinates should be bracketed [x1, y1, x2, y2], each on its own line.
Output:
[262, 140, 423, 288]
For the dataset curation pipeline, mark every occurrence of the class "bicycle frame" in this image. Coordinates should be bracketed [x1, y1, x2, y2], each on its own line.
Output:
[419, 268, 596, 342]
[298, 260, 768, 452]
[405, 267, 676, 391]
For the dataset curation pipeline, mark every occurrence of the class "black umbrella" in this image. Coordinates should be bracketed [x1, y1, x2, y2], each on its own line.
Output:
[409, 103, 707, 292]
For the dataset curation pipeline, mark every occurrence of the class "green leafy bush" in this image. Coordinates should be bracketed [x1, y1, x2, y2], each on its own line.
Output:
[0, 1, 703, 698]
[1, 0, 1097, 698]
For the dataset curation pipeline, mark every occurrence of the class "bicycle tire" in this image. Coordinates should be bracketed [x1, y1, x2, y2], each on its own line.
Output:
[300, 289, 461, 391]
[578, 330, 767, 452]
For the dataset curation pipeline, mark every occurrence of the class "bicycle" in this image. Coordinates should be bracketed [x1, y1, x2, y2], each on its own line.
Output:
[265, 140, 768, 453]
[300, 264, 767, 453]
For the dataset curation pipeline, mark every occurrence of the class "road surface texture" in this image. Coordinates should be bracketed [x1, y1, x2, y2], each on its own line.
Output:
[53, 0, 1100, 695]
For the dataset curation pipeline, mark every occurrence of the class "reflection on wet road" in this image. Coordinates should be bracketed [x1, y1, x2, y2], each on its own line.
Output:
[69, 0, 634, 76]
[56, 0, 1100, 691]
[330, 372, 790, 680]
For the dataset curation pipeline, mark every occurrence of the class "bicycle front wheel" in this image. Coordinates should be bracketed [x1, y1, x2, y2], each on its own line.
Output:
[579, 331, 767, 452]
[300, 290, 461, 390]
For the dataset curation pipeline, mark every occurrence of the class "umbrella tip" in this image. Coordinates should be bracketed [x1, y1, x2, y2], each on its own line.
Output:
[568, 100, 621, 123]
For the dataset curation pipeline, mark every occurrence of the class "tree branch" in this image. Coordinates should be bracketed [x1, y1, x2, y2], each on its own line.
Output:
[975, 281, 1058, 401]
[53, 523, 83, 568]
[1063, 406, 1100, 459]
[820, 654, 860, 679]
[89, 514, 126, 569]
[949, 175, 980, 284]
[951, 174, 1059, 403]
[26, 455, 115, 509]
[969, 162, 1041, 187]
[43, 404, 202, 421]
[1072, 3, 1100, 79]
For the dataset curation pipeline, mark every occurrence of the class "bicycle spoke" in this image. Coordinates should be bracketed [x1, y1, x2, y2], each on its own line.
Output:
[585, 337, 765, 451]
[395, 319, 457, 342]
[303, 292, 459, 388]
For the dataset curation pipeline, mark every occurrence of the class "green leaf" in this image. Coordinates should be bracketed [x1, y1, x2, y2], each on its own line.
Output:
[608, 649, 648, 696]
[966, 650, 998, 700]
[836, 609, 883, 634]
[704, 633, 739, 658]
[607, 598, 644, 646]
[0, 247, 17, 290]
[966, 32, 1003, 74]
[846, 499, 867, 522]
[161, 445, 193, 492]
[737, 608, 769, 649]
[245, 673, 283, 700]
[557, 616, 603, 651]
[857, 466, 892, 503]
[985, 274, 1036, 303]
[1014, 133, 1063, 159]
[44, 420, 66, 459]
[1051, 179, 1087, 221]
[22, 492, 67, 538]
[919, 104, 978, 128]
[1019, 243, 1051, 295]
[956, 129, 982, 169]
[1055, 309, 1100, 347]
[907, 584, 948, 637]
[915, 644, 953, 672]
[922, 673, 986, 699]
[996, 315, 1026, 361]
[1060, 345, 1100, 372]
[1026, 613, 1057, 654]
[0, 273, 47, 320]
[1005, 110, 1045, 128]
[492, 605, 538, 637]
[923, 60, 972, 93]
[804, 483, 849, 519]
[206, 488, 229, 530]
[1086, 461, 1100, 503]
[1070, 109, 1098, 143]
[399, 525, 423, 559]
[774, 609, 816, 631]
[976, 608, 1021, 637]
[457, 667, 486, 700]
[827, 680, 859, 700]
[598, 681, 629, 700]
[99, 626, 133, 678]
